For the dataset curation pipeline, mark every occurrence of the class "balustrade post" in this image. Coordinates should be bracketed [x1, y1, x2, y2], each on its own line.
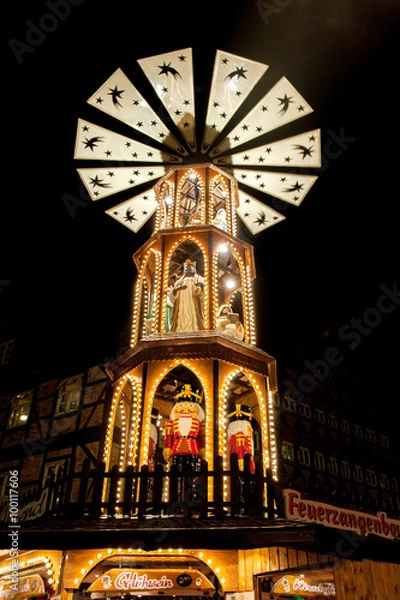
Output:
[107, 465, 120, 516]
[91, 462, 106, 518]
[77, 459, 91, 518]
[213, 455, 224, 517]
[138, 465, 149, 519]
[122, 465, 134, 517]
[230, 453, 241, 516]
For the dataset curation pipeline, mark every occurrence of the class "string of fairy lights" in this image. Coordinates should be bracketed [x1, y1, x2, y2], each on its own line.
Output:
[71, 548, 229, 589]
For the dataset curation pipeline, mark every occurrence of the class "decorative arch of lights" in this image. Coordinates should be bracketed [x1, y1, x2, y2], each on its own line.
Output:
[74, 47, 321, 237]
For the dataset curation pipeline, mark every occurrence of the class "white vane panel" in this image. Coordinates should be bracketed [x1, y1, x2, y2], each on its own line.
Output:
[236, 190, 285, 235]
[73, 48, 321, 235]
[77, 166, 168, 201]
[87, 68, 187, 156]
[214, 129, 321, 168]
[201, 50, 268, 153]
[138, 48, 196, 152]
[210, 76, 313, 157]
[74, 119, 183, 163]
[105, 192, 158, 233]
[231, 169, 318, 206]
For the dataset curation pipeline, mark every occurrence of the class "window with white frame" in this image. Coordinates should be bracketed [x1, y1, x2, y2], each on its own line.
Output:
[340, 419, 350, 434]
[340, 460, 351, 479]
[314, 408, 326, 424]
[352, 423, 363, 438]
[365, 469, 377, 486]
[273, 393, 281, 407]
[282, 395, 297, 412]
[43, 459, 69, 484]
[378, 433, 390, 449]
[56, 375, 83, 415]
[327, 414, 338, 428]
[379, 473, 390, 490]
[353, 464, 363, 483]
[314, 452, 325, 471]
[281, 441, 295, 461]
[364, 429, 377, 443]
[298, 403, 312, 418]
[298, 446, 311, 466]
[7, 391, 33, 428]
[328, 456, 338, 475]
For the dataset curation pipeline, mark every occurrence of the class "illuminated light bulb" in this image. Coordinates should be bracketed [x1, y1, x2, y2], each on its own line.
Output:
[74, 579, 79, 585]
[97, 553, 103, 559]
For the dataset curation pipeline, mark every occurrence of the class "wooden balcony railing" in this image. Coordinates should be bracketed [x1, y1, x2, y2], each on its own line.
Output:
[0, 454, 281, 523]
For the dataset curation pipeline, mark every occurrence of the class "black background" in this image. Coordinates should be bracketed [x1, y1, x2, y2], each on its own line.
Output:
[2, 0, 399, 429]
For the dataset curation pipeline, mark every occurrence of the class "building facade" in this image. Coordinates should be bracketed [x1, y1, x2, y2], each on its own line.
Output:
[1, 48, 400, 600]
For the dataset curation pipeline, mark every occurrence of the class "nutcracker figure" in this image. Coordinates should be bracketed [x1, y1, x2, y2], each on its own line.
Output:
[163, 384, 205, 507]
[227, 403, 255, 473]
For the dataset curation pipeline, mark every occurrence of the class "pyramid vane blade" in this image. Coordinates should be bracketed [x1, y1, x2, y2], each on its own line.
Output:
[105, 192, 158, 233]
[201, 50, 268, 154]
[74, 119, 183, 163]
[237, 190, 285, 235]
[138, 48, 197, 153]
[214, 129, 321, 168]
[210, 77, 314, 157]
[77, 166, 167, 201]
[232, 169, 318, 206]
[87, 68, 187, 156]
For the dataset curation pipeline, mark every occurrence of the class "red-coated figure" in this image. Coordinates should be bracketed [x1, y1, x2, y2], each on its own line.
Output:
[163, 384, 205, 475]
[227, 403, 255, 473]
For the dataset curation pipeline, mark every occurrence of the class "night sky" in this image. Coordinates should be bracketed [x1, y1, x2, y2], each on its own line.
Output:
[2, 1, 399, 429]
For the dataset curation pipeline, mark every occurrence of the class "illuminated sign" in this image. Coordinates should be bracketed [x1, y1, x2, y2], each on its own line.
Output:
[87, 569, 214, 596]
[0, 575, 45, 599]
[272, 575, 335, 597]
[284, 489, 400, 541]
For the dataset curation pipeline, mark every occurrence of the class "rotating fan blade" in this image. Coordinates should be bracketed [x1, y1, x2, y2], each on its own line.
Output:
[87, 68, 187, 156]
[214, 129, 321, 168]
[77, 166, 168, 201]
[237, 190, 285, 235]
[210, 76, 314, 157]
[74, 119, 183, 163]
[138, 48, 197, 153]
[201, 50, 268, 154]
[232, 169, 318, 206]
[105, 191, 158, 233]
